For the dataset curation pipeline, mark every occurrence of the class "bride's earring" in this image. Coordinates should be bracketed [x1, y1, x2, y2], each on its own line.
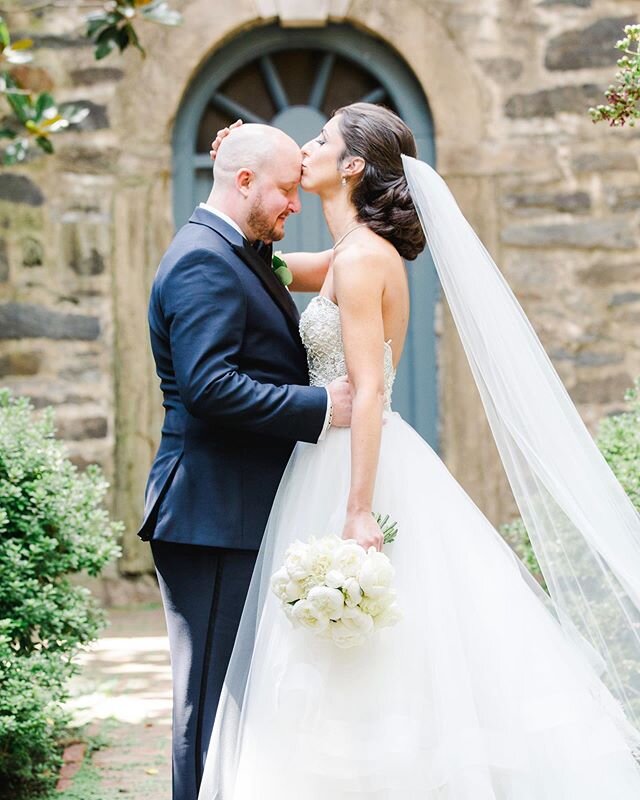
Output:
[341, 176, 347, 187]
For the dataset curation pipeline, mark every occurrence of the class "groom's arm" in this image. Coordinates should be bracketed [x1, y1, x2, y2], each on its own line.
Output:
[162, 248, 327, 443]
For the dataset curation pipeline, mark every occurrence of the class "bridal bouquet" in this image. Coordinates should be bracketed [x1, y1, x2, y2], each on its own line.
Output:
[270, 514, 401, 648]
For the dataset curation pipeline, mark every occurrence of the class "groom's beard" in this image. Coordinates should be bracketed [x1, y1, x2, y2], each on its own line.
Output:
[246, 194, 285, 243]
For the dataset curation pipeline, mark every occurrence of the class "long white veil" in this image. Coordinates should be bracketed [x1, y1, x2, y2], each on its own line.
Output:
[402, 155, 640, 733]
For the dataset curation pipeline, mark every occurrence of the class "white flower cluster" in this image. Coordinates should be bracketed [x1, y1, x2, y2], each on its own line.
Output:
[270, 535, 401, 648]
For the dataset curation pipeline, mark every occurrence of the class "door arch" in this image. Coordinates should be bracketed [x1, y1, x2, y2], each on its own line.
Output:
[172, 23, 439, 447]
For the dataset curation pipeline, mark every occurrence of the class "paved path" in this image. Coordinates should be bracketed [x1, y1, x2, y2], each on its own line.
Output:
[61, 604, 172, 798]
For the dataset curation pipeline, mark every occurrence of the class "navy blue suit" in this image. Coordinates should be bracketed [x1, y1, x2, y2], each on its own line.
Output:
[140, 207, 327, 800]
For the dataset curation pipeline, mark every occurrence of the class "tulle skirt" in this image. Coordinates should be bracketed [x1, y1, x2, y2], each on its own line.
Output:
[199, 412, 640, 799]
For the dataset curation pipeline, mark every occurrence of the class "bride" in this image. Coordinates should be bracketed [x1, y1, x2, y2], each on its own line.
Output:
[199, 103, 640, 798]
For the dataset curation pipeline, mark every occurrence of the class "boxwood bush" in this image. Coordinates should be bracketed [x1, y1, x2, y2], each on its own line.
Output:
[0, 391, 121, 799]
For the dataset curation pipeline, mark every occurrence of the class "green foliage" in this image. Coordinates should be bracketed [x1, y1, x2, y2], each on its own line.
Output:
[86, 0, 183, 61]
[0, 391, 121, 799]
[595, 377, 640, 508]
[590, 23, 640, 127]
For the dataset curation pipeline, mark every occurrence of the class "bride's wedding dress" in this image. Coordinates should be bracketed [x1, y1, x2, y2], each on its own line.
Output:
[198, 291, 640, 799]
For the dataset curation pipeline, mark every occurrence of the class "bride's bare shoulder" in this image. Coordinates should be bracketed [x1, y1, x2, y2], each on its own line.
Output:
[333, 233, 400, 278]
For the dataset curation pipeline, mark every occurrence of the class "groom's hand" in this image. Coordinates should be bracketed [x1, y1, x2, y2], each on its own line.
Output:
[327, 376, 352, 428]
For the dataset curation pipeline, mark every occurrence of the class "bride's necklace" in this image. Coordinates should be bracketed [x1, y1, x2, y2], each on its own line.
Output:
[332, 222, 367, 250]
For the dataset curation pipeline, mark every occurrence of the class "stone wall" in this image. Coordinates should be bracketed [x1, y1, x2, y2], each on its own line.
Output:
[1, 0, 639, 571]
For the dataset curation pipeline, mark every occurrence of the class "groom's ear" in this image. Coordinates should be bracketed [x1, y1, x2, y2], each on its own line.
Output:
[235, 168, 256, 198]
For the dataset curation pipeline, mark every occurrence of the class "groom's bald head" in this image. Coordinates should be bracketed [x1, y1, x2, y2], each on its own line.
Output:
[207, 124, 303, 243]
[213, 124, 301, 186]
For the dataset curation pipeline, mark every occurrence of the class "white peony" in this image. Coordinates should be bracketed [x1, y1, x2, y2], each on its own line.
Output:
[331, 540, 367, 578]
[358, 549, 395, 597]
[284, 540, 314, 581]
[270, 566, 290, 602]
[325, 569, 346, 589]
[291, 599, 330, 632]
[373, 601, 402, 629]
[330, 606, 375, 648]
[306, 585, 345, 621]
[343, 577, 363, 607]
[285, 579, 305, 602]
[330, 620, 369, 649]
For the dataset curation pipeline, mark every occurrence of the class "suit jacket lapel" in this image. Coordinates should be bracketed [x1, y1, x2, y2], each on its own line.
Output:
[188, 207, 301, 334]
[232, 243, 300, 331]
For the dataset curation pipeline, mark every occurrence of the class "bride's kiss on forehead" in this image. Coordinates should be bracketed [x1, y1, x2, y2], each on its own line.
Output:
[142, 102, 640, 800]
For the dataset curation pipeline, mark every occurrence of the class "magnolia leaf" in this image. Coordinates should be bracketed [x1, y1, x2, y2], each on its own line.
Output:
[35, 92, 55, 119]
[65, 106, 90, 125]
[36, 135, 54, 154]
[0, 128, 17, 139]
[0, 19, 10, 50]
[142, 1, 183, 26]
[95, 39, 116, 60]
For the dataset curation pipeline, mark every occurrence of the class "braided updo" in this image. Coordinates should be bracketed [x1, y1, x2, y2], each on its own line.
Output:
[334, 103, 426, 261]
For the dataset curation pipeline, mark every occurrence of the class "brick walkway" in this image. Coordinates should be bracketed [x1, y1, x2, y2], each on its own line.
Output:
[61, 605, 172, 799]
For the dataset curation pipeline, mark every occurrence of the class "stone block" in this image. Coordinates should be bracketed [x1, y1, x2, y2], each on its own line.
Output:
[0, 351, 42, 377]
[606, 186, 640, 213]
[63, 222, 106, 275]
[505, 84, 602, 118]
[70, 67, 125, 86]
[0, 303, 100, 340]
[57, 147, 118, 175]
[572, 152, 637, 173]
[570, 372, 634, 403]
[0, 239, 8, 282]
[539, 0, 590, 6]
[27, 34, 91, 50]
[610, 291, 640, 306]
[56, 415, 108, 440]
[545, 17, 636, 71]
[479, 58, 523, 83]
[21, 236, 43, 267]
[0, 174, 44, 206]
[60, 100, 110, 131]
[549, 348, 624, 366]
[501, 220, 636, 249]
[579, 262, 639, 285]
[503, 191, 591, 213]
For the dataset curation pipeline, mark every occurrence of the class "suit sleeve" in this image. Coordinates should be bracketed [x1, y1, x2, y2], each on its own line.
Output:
[162, 248, 327, 443]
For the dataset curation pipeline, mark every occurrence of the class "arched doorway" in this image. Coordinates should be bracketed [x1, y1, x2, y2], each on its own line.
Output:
[172, 23, 439, 447]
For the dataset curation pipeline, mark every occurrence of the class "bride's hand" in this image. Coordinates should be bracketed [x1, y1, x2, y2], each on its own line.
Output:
[209, 119, 243, 161]
[342, 510, 383, 552]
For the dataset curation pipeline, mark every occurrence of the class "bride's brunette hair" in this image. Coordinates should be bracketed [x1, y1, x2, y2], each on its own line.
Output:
[334, 102, 426, 261]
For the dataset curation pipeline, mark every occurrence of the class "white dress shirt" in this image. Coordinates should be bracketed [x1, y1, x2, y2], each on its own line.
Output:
[197, 202, 333, 440]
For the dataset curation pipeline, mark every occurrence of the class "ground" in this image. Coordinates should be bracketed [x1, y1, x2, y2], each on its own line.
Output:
[56, 604, 172, 799]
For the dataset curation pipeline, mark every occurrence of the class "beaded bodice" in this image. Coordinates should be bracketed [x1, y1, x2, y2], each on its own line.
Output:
[299, 295, 395, 410]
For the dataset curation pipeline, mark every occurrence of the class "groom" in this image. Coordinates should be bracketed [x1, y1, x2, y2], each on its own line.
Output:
[138, 124, 352, 800]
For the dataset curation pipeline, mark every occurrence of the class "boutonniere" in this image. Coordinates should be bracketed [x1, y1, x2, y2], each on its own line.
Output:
[272, 251, 293, 287]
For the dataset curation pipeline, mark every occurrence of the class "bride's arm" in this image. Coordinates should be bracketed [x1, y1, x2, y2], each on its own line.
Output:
[284, 249, 333, 293]
[334, 249, 386, 552]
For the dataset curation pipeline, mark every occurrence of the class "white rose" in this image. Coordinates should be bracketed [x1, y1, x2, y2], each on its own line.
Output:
[359, 590, 394, 617]
[306, 585, 345, 621]
[358, 550, 395, 597]
[343, 577, 363, 607]
[270, 566, 290, 602]
[325, 569, 346, 589]
[331, 540, 367, 578]
[291, 599, 330, 632]
[282, 601, 299, 626]
[284, 540, 314, 581]
[341, 605, 375, 636]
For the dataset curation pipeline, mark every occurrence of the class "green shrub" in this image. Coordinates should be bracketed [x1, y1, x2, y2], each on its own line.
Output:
[0, 391, 121, 799]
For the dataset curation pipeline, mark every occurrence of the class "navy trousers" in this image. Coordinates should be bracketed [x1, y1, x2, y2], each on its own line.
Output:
[152, 541, 258, 800]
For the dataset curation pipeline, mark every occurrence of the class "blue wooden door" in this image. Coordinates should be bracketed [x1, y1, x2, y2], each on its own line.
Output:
[173, 24, 439, 449]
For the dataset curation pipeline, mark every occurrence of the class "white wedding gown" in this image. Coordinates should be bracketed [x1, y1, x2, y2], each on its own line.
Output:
[199, 294, 640, 800]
